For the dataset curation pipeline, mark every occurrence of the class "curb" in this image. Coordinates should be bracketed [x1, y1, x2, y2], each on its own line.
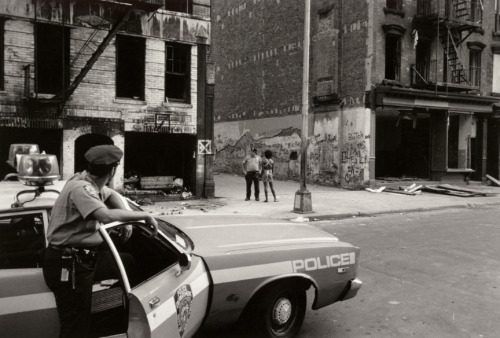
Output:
[287, 201, 500, 223]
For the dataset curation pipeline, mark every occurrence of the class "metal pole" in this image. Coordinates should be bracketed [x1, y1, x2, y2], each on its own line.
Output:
[293, 0, 313, 213]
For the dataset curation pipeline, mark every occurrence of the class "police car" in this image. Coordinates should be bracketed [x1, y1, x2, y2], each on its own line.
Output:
[0, 145, 362, 338]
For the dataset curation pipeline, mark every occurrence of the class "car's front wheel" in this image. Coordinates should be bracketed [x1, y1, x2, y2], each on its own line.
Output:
[251, 283, 306, 338]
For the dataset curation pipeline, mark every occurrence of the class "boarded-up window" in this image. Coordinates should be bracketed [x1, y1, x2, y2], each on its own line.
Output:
[165, 43, 190, 103]
[116, 35, 145, 100]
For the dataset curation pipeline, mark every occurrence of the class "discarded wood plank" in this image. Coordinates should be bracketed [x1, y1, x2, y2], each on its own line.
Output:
[140, 176, 175, 189]
[422, 185, 475, 197]
[486, 174, 500, 187]
[408, 185, 423, 193]
[384, 188, 416, 195]
[437, 184, 497, 196]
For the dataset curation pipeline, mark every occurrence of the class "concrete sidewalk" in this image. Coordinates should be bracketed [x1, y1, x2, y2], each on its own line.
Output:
[143, 173, 500, 221]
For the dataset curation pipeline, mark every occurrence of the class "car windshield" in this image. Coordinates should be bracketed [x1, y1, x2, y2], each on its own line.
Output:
[127, 200, 193, 251]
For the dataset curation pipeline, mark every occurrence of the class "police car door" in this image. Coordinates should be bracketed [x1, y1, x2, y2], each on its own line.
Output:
[0, 209, 59, 338]
[100, 222, 210, 338]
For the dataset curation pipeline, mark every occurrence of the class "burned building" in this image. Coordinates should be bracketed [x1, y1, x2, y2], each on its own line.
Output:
[0, 0, 215, 197]
[212, 0, 500, 188]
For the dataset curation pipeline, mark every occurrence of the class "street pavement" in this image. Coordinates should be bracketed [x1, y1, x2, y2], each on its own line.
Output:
[142, 173, 500, 221]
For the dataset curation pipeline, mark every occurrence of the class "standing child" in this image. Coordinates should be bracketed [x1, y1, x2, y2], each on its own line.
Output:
[261, 149, 278, 202]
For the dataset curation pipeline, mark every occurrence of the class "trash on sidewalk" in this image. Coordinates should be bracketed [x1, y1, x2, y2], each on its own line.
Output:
[422, 184, 497, 197]
[399, 183, 423, 193]
[291, 216, 310, 223]
[365, 186, 386, 193]
[486, 174, 500, 187]
[383, 187, 420, 196]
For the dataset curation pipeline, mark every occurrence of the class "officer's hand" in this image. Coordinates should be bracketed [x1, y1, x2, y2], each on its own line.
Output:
[145, 214, 159, 238]
[120, 224, 133, 242]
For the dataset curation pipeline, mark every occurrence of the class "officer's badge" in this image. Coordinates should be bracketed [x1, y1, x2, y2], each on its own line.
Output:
[83, 185, 98, 198]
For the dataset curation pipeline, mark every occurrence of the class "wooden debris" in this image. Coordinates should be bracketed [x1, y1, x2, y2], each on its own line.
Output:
[140, 176, 175, 189]
[486, 174, 500, 187]
[422, 184, 497, 197]
[365, 186, 386, 193]
[384, 188, 418, 196]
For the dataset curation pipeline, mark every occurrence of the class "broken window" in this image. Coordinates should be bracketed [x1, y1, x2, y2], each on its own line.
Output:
[164, 0, 192, 14]
[36, 23, 70, 95]
[165, 43, 190, 103]
[385, 34, 401, 81]
[116, 35, 145, 100]
[469, 49, 481, 87]
[386, 0, 402, 10]
[448, 113, 474, 169]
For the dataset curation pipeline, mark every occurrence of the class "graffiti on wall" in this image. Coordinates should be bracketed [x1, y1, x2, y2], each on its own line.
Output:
[341, 132, 369, 185]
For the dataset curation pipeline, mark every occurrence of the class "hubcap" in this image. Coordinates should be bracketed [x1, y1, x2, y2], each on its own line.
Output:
[273, 298, 292, 325]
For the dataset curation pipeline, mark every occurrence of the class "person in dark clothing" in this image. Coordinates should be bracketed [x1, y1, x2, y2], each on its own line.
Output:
[43, 145, 158, 338]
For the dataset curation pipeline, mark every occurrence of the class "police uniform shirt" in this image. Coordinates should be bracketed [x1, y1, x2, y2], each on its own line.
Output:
[47, 171, 112, 247]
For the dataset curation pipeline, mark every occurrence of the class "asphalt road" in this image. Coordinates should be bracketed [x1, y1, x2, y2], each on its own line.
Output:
[297, 206, 500, 338]
[196, 206, 500, 338]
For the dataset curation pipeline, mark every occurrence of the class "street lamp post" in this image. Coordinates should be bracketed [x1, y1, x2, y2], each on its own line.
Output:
[293, 0, 313, 213]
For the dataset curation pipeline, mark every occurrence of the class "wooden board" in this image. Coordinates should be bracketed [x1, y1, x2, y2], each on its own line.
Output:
[140, 176, 175, 189]
[486, 174, 500, 187]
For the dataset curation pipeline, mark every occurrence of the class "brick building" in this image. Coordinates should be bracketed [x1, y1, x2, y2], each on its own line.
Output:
[0, 0, 215, 197]
[212, 0, 500, 188]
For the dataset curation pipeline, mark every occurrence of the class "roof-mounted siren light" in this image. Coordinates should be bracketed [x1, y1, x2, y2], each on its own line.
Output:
[4, 144, 40, 181]
[6, 145, 61, 208]
[17, 154, 60, 186]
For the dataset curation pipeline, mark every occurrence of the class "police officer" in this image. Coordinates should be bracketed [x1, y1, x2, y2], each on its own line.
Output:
[42, 145, 158, 338]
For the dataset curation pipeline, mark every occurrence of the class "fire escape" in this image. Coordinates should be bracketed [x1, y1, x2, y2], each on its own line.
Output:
[24, 0, 163, 115]
[412, 0, 483, 92]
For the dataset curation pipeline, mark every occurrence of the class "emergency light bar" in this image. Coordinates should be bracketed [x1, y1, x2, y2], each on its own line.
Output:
[6, 144, 39, 169]
[17, 154, 60, 186]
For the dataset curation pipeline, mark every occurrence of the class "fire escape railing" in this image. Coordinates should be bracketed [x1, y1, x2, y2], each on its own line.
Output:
[416, 0, 483, 25]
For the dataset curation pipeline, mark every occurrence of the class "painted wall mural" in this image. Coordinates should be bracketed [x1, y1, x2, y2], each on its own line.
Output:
[214, 112, 370, 188]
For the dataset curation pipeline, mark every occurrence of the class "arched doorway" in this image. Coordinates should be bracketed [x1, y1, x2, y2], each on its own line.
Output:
[74, 134, 113, 173]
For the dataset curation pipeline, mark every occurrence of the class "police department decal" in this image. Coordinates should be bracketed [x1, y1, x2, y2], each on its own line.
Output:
[175, 285, 193, 337]
[83, 185, 98, 198]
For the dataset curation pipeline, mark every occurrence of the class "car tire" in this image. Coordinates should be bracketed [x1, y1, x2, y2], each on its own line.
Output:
[251, 283, 306, 338]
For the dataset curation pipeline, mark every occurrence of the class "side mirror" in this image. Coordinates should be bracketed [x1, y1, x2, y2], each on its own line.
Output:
[176, 253, 192, 277]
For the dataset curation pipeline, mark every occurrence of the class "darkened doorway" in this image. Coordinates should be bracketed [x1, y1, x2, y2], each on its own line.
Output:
[74, 134, 114, 173]
[124, 133, 196, 191]
[0, 128, 62, 179]
[376, 115, 430, 179]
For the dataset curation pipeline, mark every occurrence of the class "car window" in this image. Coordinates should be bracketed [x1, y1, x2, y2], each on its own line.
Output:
[105, 223, 180, 288]
[0, 211, 46, 269]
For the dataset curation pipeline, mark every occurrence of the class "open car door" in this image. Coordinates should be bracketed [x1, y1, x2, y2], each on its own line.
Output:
[99, 222, 210, 338]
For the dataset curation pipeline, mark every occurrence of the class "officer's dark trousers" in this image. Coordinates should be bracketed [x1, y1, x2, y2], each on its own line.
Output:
[43, 246, 99, 338]
[245, 171, 260, 200]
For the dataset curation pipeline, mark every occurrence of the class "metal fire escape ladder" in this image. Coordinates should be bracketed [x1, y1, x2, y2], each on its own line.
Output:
[57, 3, 133, 104]
[439, 25, 470, 85]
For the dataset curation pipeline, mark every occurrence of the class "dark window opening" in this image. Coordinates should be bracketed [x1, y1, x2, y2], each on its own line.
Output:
[164, 0, 192, 14]
[0, 212, 46, 269]
[165, 43, 190, 102]
[36, 23, 70, 95]
[116, 35, 145, 100]
[469, 49, 481, 87]
[385, 34, 401, 81]
[415, 40, 431, 84]
[0, 20, 4, 91]
[386, 0, 402, 10]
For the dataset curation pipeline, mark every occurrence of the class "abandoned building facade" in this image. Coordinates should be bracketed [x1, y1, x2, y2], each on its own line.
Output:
[212, 0, 500, 188]
[0, 0, 215, 197]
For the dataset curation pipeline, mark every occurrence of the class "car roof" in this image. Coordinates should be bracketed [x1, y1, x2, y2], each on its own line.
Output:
[0, 180, 65, 212]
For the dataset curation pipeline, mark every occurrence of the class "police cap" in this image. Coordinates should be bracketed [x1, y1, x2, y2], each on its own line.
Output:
[84, 145, 123, 166]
